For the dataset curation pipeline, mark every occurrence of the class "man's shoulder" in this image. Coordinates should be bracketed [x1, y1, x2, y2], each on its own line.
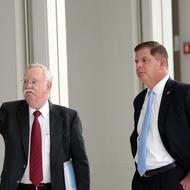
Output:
[0, 100, 28, 115]
[49, 102, 78, 116]
[167, 79, 190, 93]
[1, 100, 26, 107]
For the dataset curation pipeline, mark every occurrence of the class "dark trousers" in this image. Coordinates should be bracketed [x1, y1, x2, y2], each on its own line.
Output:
[132, 164, 187, 190]
[17, 183, 52, 190]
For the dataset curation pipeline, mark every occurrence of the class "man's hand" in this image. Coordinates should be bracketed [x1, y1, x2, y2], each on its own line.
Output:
[181, 173, 190, 190]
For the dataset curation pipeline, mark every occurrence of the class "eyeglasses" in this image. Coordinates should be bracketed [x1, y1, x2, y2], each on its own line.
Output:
[22, 79, 46, 86]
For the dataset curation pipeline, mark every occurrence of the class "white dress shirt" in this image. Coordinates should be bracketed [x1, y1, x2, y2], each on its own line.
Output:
[21, 100, 51, 184]
[135, 74, 175, 170]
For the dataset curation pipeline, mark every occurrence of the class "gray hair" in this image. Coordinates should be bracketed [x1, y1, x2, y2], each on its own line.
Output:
[25, 63, 53, 81]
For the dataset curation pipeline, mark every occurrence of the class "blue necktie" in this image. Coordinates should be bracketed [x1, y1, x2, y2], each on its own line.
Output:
[137, 90, 154, 176]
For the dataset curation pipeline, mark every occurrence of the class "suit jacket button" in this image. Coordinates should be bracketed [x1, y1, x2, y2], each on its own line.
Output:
[23, 164, 26, 168]
[16, 180, 20, 184]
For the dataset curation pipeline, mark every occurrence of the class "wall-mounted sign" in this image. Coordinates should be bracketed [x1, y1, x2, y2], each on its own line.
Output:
[183, 42, 190, 54]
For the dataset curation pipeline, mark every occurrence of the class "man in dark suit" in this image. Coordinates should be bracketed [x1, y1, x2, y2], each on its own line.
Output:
[130, 41, 190, 190]
[0, 63, 90, 190]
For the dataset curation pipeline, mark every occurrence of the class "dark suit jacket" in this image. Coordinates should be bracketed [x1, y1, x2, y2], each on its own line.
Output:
[130, 78, 190, 170]
[0, 100, 90, 190]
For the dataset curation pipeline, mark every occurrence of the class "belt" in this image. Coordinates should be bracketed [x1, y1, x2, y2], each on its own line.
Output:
[143, 162, 176, 177]
[18, 183, 52, 190]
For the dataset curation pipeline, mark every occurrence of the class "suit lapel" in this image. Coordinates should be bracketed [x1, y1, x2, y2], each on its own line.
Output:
[158, 78, 176, 134]
[17, 101, 30, 160]
[49, 103, 64, 167]
[134, 89, 147, 128]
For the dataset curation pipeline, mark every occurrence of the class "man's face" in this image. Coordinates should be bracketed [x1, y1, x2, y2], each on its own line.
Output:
[135, 47, 163, 88]
[23, 67, 51, 109]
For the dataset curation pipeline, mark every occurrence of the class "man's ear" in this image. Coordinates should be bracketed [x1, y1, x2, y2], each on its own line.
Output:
[159, 58, 167, 67]
[47, 81, 52, 90]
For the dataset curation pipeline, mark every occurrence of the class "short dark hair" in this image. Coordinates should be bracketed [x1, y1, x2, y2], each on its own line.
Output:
[134, 41, 168, 63]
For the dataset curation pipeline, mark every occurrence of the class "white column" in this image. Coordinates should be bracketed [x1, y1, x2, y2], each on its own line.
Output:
[141, 0, 174, 78]
[15, 0, 26, 99]
[26, 0, 69, 106]
[46, 0, 69, 107]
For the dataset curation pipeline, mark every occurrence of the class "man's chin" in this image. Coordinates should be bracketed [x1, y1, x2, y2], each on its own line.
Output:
[138, 75, 146, 81]
[25, 96, 35, 104]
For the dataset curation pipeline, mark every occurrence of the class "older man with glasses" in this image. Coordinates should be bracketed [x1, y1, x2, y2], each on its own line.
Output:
[0, 63, 90, 190]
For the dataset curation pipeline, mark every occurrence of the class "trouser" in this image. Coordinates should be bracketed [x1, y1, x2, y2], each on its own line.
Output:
[17, 183, 52, 190]
[132, 164, 187, 190]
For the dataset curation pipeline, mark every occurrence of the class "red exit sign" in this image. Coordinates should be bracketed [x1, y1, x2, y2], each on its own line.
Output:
[183, 42, 190, 54]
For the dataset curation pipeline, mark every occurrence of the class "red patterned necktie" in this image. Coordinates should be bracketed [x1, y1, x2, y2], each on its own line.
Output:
[30, 111, 43, 186]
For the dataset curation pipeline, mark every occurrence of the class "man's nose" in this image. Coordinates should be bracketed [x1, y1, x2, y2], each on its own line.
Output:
[136, 62, 142, 69]
[23, 81, 33, 88]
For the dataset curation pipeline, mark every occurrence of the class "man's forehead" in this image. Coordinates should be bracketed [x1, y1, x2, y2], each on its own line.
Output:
[25, 67, 43, 74]
[24, 70, 44, 80]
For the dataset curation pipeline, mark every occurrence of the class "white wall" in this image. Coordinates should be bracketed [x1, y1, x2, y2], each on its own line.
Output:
[65, 0, 139, 189]
[178, 0, 190, 83]
[0, 1, 19, 104]
[141, 0, 174, 77]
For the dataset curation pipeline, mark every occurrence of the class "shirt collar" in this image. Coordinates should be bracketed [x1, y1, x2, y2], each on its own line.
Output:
[148, 74, 170, 96]
[29, 100, 49, 118]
